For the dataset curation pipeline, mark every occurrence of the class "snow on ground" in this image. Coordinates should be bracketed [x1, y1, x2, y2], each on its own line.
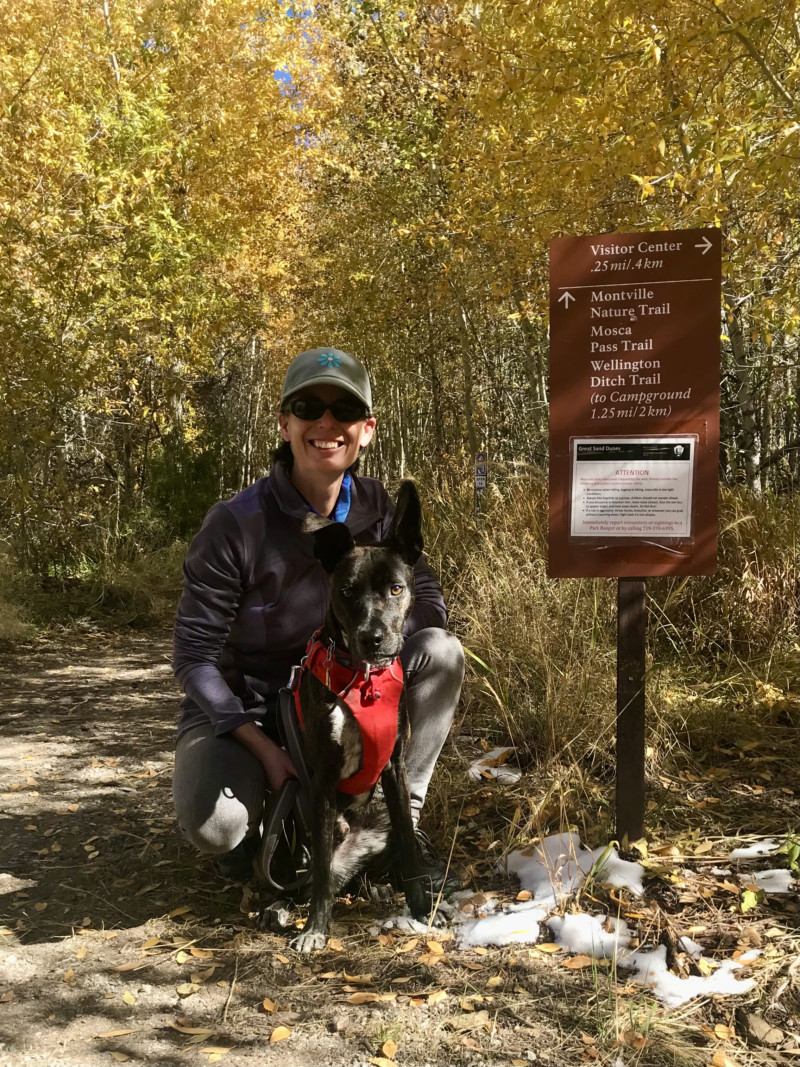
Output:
[729, 838, 781, 858]
[503, 832, 644, 907]
[467, 747, 522, 784]
[748, 868, 796, 894]
[377, 832, 789, 1008]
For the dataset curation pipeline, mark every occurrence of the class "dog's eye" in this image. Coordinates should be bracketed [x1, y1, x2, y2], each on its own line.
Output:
[340, 585, 353, 599]
[390, 584, 404, 597]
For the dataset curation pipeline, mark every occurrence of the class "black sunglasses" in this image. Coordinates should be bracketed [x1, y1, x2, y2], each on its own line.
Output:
[285, 395, 370, 422]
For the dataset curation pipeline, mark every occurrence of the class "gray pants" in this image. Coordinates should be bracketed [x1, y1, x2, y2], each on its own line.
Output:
[173, 628, 464, 855]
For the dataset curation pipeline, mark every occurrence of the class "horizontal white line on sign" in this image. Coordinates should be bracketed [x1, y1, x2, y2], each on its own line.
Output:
[557, 278, 714, 290]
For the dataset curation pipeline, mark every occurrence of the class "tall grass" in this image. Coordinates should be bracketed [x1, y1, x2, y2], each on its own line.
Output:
[417, 472, 798, 771]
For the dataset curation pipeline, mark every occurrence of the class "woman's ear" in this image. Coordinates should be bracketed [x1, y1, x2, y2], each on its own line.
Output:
[278, 411, 291, 442]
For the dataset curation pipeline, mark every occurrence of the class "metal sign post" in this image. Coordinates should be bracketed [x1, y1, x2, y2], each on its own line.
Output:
[548, 228, 721, 841]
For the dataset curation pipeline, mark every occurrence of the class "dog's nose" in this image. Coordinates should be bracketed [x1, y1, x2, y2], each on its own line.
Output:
[359, 627, 387, 655]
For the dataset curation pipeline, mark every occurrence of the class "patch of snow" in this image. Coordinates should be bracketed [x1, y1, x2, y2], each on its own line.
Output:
[621, 945, 755, 1007]
[456, 907, 547, 948]
[729, 839, 780, 858]
[678, 936, 704, 958]
[749, 869, 796, 895]
[737, 949, 762, 962]
[503, 833, 644, 906]
[468, 747, 521, 784]
[547, 913, 632, 959]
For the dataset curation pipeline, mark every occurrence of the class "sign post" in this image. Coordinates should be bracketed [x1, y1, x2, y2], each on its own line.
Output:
[548, 228, 721, 843]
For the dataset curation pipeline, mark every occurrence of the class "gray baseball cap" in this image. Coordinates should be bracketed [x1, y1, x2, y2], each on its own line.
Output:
[280, 347, 372, 412]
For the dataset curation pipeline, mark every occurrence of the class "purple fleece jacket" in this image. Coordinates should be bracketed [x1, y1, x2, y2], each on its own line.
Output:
[173, 462, 447, 739]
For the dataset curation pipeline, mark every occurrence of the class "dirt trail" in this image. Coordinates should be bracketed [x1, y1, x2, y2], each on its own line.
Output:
[0, 629, 556, 1067]
[0, 629, 796, 1067]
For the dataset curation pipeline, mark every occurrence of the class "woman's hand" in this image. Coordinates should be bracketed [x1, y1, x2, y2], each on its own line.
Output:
[231, 722, 297, 791]
[261, 742, 298, 792]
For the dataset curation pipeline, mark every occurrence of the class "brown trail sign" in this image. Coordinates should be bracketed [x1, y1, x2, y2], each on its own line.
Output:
[548, 228, 722, 841]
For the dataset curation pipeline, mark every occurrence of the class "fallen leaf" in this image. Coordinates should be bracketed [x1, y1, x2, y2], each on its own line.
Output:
[694, 840, 714, 856]
[445, 1010, 491, 1032]
[347, 992, 381, 1004]
[427, 989, 447, 1005]
[619, 1029, 648, 1048]
[190, 947, 214, 959]
[516, 890, 532, 901]
[190, 966, 217, 984]
[93, 1029, 139, 1039]
[367, 1059, 396, 1067]
[122, 992, 136, 1006]
[110, 1054, 130, 1063]
[1, 991, 14, 1003]
[396, 938, 419, 953]
[714, 1024, 733, 1040]
[343, 972, 373, 984]
[426, 941, 444, 955]
[711, 1052, 740, 1067]
[382, 1039, 398, 1059]
[327, 938, 344, 952]
[581, 1032, 596, 1045]
[697, 958, 719, 976]
[176, 982, 200, 996]
[169, 906, 192, 918]
[272, 953, 290, 964]
[562, 955, 595, 970]
[537, 943, 561, 954]
[168, 1024, 216, 1036]
[486, 975, 502, 988]
[262, 998, 278, 1012]
[269, 1026, 291, 1043]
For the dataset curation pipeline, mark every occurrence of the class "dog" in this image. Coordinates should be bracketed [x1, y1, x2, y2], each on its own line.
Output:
[286, 480, 442, 953]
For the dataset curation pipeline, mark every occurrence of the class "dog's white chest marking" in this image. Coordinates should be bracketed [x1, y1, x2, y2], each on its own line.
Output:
[328, 705, 346, 745]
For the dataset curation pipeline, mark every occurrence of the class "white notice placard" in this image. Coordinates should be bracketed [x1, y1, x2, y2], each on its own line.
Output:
[570, 437, 696, 539]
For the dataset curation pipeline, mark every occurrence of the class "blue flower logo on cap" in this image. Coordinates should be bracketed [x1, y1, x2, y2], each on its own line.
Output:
[318, 352, 342, 368]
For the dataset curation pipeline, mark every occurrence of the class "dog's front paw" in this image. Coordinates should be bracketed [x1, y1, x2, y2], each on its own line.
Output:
[258, 898, 294, 932]
[289, 928, 328, 954]
[426, 906, 447, 928]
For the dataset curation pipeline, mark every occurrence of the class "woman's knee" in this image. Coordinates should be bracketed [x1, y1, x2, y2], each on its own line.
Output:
[174, 786, 254, 855]
[404, 627, 465, 677]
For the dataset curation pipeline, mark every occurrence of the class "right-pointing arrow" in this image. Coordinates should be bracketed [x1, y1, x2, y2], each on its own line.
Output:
[695, 235, 712, 255]
[558, 291, 575, 308]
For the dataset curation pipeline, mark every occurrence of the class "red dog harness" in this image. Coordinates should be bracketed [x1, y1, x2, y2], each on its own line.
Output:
[293, 633, 404, 795]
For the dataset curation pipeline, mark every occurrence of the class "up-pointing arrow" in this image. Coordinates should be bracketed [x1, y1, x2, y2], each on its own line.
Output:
[695, 235, 712, 255]
[558, 291, 575, 308]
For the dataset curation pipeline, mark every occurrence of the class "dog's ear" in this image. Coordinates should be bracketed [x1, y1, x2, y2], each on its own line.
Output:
[308, 520, 355, 573]
[385, 480, 423, 566]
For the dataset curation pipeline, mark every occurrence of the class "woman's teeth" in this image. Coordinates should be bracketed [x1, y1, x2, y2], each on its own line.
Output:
[312, 441, 342, 450]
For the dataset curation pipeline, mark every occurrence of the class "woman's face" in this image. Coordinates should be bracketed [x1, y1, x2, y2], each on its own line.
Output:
[278, 384, 376, 482]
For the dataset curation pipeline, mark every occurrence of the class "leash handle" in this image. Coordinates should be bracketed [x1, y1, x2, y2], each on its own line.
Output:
[255, 779, 312, 894]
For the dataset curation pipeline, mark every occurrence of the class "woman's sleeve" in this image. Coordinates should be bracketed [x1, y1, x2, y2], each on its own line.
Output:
[172, 503, 261, 735]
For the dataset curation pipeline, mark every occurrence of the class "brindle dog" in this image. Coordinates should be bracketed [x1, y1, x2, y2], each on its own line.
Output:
[289, 481, 442, 953]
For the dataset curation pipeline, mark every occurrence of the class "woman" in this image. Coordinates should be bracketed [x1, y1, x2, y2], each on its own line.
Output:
[172, 347, 464, 888]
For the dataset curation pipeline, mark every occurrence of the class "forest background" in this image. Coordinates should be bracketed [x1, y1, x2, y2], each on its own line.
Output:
[0, 0, 797, 776]
[0, 4, 798, 1063]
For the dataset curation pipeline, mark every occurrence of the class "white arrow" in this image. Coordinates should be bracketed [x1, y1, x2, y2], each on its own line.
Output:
[695, 235, 712, 255]
[558, 291, 575, 308]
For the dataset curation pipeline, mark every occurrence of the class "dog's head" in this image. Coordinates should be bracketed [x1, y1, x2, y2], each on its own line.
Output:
[304, 481, 423, 667]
